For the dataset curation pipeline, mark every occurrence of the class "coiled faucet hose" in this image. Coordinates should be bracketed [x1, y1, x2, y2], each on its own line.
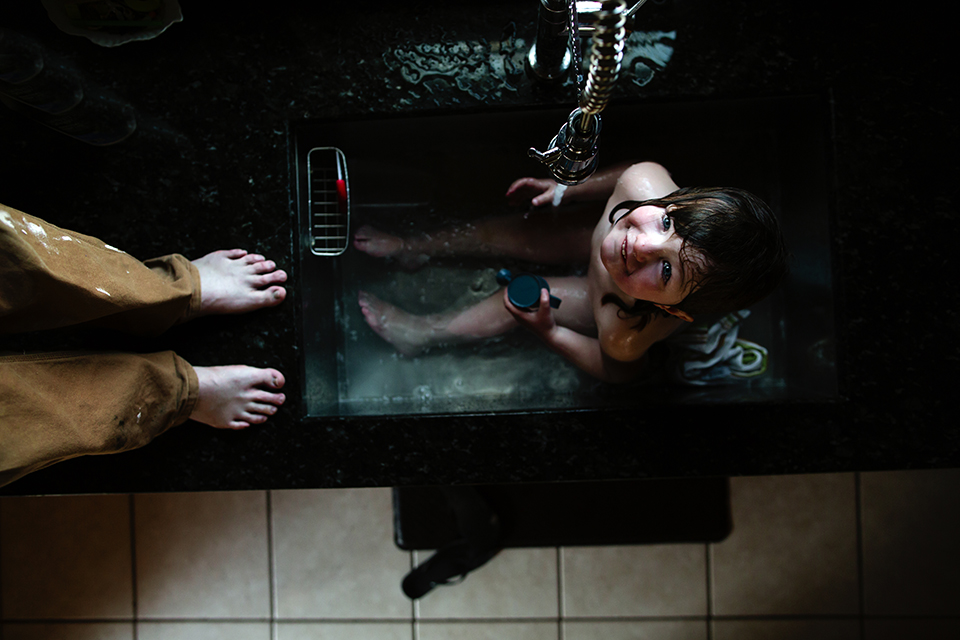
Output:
[579, 0, 627, 119]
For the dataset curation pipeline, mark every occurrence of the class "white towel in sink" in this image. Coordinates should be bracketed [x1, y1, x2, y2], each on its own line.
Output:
[665, 310, 768, 386]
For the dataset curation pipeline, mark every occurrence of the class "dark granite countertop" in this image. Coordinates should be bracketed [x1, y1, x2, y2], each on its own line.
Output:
[2, 1, 956, 495]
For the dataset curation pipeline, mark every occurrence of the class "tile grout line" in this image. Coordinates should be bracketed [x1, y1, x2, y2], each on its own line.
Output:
[705, 542, 714, 640]
[556, 546, 565, 640]
[267, 490, 278, 640]
[706, 614, 886, 621]
[13, 614, 950, 623]
[129, 494, 138, 640]
[411, 550, 419, 640]
[855, 472, 866, 640]
[12, 614, 936, 624]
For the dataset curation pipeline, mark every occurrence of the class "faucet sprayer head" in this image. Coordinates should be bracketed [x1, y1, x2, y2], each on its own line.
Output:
[528, 107, 602, 186]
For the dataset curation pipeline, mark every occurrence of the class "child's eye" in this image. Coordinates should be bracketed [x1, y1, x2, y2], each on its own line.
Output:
[662, 214, 672, 231]
[662, 260, 672, 284]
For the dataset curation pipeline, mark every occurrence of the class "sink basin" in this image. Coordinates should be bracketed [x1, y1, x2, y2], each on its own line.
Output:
[293, 96, 837, 417]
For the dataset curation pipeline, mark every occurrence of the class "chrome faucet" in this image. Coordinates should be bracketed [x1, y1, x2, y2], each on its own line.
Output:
[528, 106, 603, 186]
[527, 0, 647, 185]
[527, 0, 647, 82]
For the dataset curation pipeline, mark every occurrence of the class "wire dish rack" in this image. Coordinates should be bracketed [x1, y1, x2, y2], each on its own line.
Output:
[306, 147, 349, 256]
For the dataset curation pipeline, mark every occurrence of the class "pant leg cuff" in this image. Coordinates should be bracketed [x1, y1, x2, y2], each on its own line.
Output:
[173, 356, 200, 427]
[176, 255, 203, 324]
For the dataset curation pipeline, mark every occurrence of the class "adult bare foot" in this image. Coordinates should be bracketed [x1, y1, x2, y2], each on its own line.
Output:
[353, 225, 429, 270]
[191, 365, 286, 429]
[192, 249, 287, 316]
[358, 290, 440, 356]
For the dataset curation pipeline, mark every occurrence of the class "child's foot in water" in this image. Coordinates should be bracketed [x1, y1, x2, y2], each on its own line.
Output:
[353, 225, 429, 270]
[358, 291, 439, 355]
[191, 365, 286, 429]
[192, 249, 287, 316]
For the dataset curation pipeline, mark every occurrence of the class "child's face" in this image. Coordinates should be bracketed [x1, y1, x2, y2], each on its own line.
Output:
[600, 204, 702, 306]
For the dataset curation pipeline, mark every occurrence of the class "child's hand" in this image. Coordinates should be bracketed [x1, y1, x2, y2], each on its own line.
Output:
[503, 287, 557, 339]
[505, 177, 559, 208]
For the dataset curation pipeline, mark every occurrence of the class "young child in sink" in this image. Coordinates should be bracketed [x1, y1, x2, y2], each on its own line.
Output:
[352, 161, 788, 383]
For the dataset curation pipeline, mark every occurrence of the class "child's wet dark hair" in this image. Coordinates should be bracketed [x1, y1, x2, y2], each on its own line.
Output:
[604, 186, 789, 328]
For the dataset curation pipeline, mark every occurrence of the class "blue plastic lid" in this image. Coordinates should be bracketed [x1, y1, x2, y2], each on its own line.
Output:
[507, 275, 546, 309]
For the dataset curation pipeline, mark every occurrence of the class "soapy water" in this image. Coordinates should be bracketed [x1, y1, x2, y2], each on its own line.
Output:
[333, 212, 592, 415]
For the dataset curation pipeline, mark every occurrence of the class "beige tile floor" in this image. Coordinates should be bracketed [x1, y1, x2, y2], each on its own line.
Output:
[1, 470, 958, 640]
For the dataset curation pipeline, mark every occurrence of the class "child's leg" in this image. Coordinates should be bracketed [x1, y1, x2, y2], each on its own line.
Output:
[357, 276, 594, 355]
[353, 207, 597, 268]
[358, 290, 516, 355]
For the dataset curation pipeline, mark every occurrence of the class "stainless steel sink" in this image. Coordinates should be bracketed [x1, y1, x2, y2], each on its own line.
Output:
[293, 97, 837, 417]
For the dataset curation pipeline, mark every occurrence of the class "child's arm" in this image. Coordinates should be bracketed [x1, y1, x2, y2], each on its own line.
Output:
[541, 325, 642, 383]
[505, 161, 636, 209]
[503, 288, 646, 383]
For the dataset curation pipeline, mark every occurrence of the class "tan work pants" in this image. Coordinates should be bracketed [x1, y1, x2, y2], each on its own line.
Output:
[1, 203, 201, 487]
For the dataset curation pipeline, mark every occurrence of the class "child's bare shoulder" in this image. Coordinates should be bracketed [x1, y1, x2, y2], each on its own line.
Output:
[617, 162, 678, 200]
